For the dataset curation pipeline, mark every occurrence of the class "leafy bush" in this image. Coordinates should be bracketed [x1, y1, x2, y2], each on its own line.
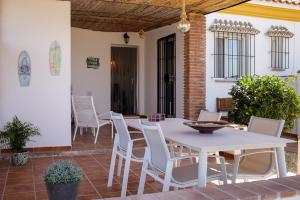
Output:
[229, 75, 300, 131]
[0, 116, 40, 153]
[44, 160, 82, 184]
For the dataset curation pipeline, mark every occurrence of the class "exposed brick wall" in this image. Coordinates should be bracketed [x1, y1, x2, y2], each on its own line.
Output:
[184, 13, 206, 120]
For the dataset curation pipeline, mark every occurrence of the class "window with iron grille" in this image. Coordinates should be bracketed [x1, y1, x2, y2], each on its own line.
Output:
[266, 26, 294, 71]
[209, 19, 260, 79]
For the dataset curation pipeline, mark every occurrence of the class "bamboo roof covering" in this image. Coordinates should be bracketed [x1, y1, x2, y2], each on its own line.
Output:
[61, 0, 249, 32]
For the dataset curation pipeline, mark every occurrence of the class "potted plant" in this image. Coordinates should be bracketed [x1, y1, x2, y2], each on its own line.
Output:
[0, 116, 40, 165]
[229, 75, 300, 131]
[44, 160, 82, 200]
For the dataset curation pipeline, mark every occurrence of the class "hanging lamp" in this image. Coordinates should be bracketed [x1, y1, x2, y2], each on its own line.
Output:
[177, 0, 190, 33]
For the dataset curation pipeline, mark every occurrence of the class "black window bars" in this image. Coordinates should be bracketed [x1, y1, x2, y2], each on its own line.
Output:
[266, 26, 294, 71]
[209, 19, 260, 79]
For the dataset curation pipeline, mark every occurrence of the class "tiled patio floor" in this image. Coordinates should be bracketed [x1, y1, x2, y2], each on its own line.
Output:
[0, 123, 297, 200]
[0, 153, 168, 200]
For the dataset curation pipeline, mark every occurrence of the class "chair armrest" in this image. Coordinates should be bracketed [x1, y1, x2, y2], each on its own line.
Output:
[97, 111, 112, 120]
[131, 138, 145, 143]
[170, 155, 197, 162]
[129, 131, 142, 134]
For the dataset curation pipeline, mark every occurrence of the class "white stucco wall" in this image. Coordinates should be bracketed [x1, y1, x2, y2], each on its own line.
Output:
[0, 0, 71, 147]
[144, 23, 185, 117]
[71, 28, 145, 114]
[205, 12, 300, 112]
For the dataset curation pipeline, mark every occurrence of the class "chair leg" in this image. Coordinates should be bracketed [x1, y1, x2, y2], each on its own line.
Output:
[92, 128, 95, 137]
[108, 140, 118, 187]
[111, 121, 114, 139]
[94, 127, 100, 144]
[177, 145, 183, 166]
[162, 161, 173, 192]
[219, 157, 227, 185]
[117, 157, 123, 176]
[138, 162, 148, 195]
[121, 148, 132, 197]
[232, 155, 241, 184]
[215, 151, 221, 164]
[188, 148, 193, 164]
[73, 125, 78, 141]
[80, 127, 83, 136]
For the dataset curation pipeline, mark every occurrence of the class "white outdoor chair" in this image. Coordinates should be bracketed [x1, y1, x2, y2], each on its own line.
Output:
[138, 120, 227, 194]
[178, 110, 222, 164]
[212, 116, 285, 183]
[198, 110, 222, 121]
[107, 113, 145, 197]
[72, 96, 112, 144]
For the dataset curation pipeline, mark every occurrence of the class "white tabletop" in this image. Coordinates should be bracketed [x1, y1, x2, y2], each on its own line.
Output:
[126, 118, 293, 153]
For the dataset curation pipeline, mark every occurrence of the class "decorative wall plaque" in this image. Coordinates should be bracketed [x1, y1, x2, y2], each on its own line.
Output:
[86, 57, 100, 69]
[18, 51, 31, 87]
[49, 40, 61, 76]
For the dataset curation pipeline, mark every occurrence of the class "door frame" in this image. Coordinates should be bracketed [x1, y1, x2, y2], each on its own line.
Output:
[110, 44, 139, 114]
[157, 33, 176, 117]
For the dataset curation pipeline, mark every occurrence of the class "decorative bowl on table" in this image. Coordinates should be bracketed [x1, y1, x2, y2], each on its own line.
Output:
[183, 121, 229, 134]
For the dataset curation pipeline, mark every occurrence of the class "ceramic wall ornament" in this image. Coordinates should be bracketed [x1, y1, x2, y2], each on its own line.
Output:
[49, 40, 61, 76]
[18, 51, 31, 87]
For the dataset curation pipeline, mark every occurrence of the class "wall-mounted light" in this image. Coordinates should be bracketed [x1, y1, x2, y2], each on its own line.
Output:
[138, 29, 145, 39]
[123, 32, 130, 44]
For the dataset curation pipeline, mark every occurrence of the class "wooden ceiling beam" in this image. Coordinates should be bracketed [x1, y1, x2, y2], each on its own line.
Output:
[60, 0, 250, 32]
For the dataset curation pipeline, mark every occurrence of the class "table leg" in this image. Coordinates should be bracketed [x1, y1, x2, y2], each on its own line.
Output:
[276, 147, 287, 178]
[198, 152, 208, 187]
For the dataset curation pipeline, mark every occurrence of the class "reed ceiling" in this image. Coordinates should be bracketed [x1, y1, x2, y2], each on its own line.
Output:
[61, 0, 249, 32]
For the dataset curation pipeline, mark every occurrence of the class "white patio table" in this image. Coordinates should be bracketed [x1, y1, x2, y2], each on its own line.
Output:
[125, 118, 293, 188]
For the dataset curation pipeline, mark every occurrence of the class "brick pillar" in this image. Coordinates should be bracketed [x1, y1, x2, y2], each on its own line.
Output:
[184, 13, 206, 120]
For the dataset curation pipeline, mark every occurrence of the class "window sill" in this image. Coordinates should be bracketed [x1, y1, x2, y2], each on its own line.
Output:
[212, 78, 238, 83]
[271, 68, 287, 71]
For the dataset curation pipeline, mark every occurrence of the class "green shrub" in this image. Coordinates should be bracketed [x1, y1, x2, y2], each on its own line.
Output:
[0, 116, 40, 153]
[44, 160, 82, 184]
[229, 75, 300, 131]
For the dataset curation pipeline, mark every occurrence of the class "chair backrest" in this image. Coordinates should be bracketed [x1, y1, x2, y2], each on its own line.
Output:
[241, 116, 285, 174]
[198, 110, 222, 121]
[111, 112, 131, 151]
[140, 120, 170, 173]
[248, 116, 285, 137]
[72, 96, 99, 126]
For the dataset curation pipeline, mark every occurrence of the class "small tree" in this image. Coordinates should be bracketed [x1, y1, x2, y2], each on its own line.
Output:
[229, 75, 300, 131]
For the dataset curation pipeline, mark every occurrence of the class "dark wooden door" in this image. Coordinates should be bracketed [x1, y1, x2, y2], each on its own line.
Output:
[111, 47, 137, 115]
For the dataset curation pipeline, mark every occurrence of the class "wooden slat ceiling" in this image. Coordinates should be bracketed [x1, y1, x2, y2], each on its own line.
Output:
[61, 0, 249, 32]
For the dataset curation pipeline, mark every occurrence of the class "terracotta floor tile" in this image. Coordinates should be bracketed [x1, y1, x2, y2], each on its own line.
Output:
[4, 183, 34, 194]
[35, 182, 47, 191]
[78, 184, 99, 196]
[35, 191, 49, 200]
[3, 192, 35, 200]
[78, 194, 101, 200]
